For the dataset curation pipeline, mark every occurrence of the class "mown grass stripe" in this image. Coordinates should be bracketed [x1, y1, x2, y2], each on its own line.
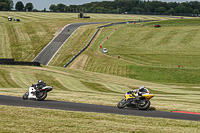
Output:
[81, 81, 119, 93]
[34, 73, 70, 91]
[0, 69, 20, 88]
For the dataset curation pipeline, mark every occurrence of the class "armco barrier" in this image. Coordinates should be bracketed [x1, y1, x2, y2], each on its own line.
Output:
[0, 58, 41, 66]
[0, 58, 14, 62]
[63, 27, 100, 68]
[63, 20, 156, 68]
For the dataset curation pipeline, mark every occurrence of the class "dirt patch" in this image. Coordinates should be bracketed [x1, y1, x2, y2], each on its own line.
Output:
[25, 66, 75, 77]
[69, 54, 88, 70]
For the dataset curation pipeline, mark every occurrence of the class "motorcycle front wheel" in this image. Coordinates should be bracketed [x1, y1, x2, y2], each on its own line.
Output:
[22, 92, 29, 100]
[117, 98, 127, 108]
[137, 99, 150, 110]
[36, 91, 47, 101]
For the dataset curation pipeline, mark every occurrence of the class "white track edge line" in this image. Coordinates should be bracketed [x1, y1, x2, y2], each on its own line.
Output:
[32, 24, 70, 62]
[46, 26, 81, 66]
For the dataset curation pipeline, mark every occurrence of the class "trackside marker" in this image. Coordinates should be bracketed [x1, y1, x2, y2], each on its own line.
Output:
[172, 111, 200, 115]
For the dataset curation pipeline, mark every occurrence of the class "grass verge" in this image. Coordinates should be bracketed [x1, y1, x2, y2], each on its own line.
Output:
[0, 105, 199, 133]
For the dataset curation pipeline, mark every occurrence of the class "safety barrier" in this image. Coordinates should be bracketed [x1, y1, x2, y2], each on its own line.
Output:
[0, 58, 41, 66]
[63, 27, 100, 68]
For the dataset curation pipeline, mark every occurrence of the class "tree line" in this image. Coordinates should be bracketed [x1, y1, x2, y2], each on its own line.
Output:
[0, 0, 13, 11]
[49, 0, 200, 15]
[0, 0, 33, 11]
[1, 0, 200, 15]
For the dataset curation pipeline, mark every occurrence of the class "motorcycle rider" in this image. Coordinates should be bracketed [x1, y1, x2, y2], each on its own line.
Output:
[127, 85, 150, 100]
[35, 80, 47, 94]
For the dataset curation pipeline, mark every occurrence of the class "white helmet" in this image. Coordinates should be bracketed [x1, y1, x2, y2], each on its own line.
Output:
[139, 85, 145, 90]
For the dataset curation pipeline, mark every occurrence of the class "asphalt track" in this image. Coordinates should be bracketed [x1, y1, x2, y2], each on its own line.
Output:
[0, 95, 199, 121]
[27, 20, 200, 121]
[32, 22, 107, 65]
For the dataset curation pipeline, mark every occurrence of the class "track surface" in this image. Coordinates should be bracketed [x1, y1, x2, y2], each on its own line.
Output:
[32, 22, 106, 65]
[24, 20, 200, 121]
[0, 95, 199, 121]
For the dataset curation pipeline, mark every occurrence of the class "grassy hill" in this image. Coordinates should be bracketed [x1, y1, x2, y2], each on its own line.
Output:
[51, 18, 200, 85]
[0, 12, 176, 61]
[1, 12, 200, 112]
[0, 12, 200, 132]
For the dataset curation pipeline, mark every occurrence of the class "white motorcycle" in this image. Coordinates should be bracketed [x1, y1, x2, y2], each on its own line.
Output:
[22, 84, 53, 101]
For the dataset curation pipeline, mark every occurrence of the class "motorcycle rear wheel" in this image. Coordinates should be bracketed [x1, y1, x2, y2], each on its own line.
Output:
[137, 99, 150, 110]
[36, 91, 47, 101]
[117, 98, 127, 108]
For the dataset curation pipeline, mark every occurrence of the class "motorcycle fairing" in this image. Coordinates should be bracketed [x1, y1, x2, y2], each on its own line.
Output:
[28, 87, 37, 99]
[125, 93, 154, 101]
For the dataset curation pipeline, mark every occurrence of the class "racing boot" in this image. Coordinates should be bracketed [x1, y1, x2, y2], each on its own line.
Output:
[135, 95, 140, 101]
[35, 87, 40, 96]
[134, 92, 140, 101]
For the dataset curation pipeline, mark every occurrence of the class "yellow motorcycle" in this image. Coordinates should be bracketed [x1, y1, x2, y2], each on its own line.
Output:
[117, 91, 154, 110]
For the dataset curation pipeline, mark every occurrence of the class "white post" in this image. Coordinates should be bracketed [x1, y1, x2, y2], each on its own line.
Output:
[125, 12, 127, 24]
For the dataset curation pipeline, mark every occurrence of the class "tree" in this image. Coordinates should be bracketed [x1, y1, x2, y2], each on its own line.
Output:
[168, 8, 175, 15]
[132, 7, 143, 13]
[47, 0, 200, 14]
[25, 2, 33, 11]
[57, 3, 66, 12]
[42, 8, 46, 12]
[0, 0, 13, 10]
[0, 2, 8, 10]
[175, 4, 192, 13]
[15, 1, 24, 11]
[49, 4, 56, 12]
[156, 7, 166, 13]
[193, 9, 199, 16]
[8, 0, 14, 10]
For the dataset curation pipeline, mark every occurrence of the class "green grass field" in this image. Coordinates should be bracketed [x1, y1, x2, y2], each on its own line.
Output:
[103, 19, 200, 68]
[0, 12, 176, 61]
[0, 12, 200, 132]
[49, 18, 200, 88]
[54, 18, 200, 84]
[1, 105, 199, 133]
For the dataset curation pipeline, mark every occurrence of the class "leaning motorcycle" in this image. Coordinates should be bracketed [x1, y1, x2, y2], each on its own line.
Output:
[22, 84, 53, 101]
[117, 92, 154, 110]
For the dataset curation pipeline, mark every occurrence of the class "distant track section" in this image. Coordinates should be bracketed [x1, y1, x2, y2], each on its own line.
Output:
[32, 22, 107, 65]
